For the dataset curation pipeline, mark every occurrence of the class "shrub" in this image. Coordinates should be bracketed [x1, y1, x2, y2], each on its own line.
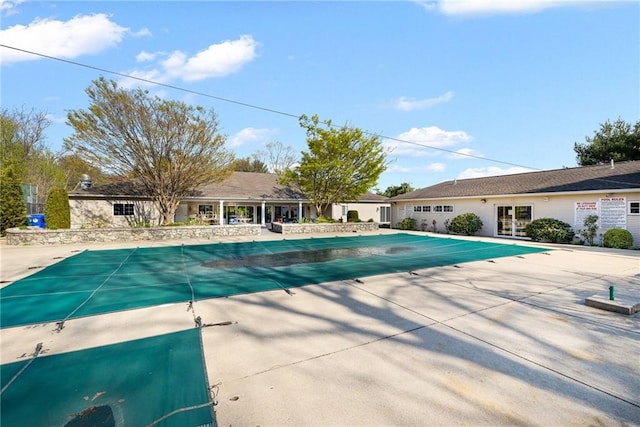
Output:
[524, 218, 574, 243]
[603, 229, 633, 249]
[399, 217, 416, 230]
[80, 219, 110, 229]
[0, 168, 27, 236]
[347, 210, 359, 222]
[448, 213, 483, 235]
[44, 187, 71, 229]
[316, 216, 335, 223]
[579, 214, 599, 245]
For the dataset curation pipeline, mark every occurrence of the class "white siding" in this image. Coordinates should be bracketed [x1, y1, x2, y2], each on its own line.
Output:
[393, 191, 640, 246]
[346, 202, 389, 223]
[329, 202, 390, 223]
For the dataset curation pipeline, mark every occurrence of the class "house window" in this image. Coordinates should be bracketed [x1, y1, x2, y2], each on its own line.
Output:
[413, 205, 422, 212]
[380, 206, 390, 222]
[198, 204, 214, 215]
[423, 205, 431, 212]
[630, 201, 640, 215]
[433, 205, 454, 213]
[113, 203, 134, 216]
[342, 205, 348, 216]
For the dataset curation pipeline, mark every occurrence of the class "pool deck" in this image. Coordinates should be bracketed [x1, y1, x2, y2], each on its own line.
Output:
[1, 229, 639, 426]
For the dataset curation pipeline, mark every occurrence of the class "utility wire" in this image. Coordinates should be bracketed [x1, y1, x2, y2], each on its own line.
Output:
[1, 44, 300, 120]
[1, 44, 539, 170]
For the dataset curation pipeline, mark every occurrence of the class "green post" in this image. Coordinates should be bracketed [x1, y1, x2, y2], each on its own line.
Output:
[609, 286, 615, 301]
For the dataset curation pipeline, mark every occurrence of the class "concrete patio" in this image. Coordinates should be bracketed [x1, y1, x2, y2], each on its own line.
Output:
[1, 230, 638, 426]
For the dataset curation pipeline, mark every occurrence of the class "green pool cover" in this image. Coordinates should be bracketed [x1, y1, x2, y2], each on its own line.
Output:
[1, 328, 214, 426]
[1, 233, 549, 328]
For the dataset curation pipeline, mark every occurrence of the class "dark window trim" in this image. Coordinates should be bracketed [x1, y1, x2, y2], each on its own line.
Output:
[113, 203, 134, 216]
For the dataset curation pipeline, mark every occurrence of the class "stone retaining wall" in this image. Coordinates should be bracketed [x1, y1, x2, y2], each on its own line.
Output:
[6, 225, 261, 246]
[271, 222, 378, 234]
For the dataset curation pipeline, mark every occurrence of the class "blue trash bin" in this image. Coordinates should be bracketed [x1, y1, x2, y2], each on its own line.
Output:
[28, 214, 46, 229]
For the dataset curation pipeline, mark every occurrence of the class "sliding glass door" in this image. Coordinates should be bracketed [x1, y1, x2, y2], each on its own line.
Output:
[497, 205, 532, 237]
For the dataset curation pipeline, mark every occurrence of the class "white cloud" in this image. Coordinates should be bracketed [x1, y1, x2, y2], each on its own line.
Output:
[131, 27, 152, 38]
[118, 69, 166, 89]
[442, 0, 561, 15]
[135, 50, 157, 62]
[448, 147, 483, 160]
[385, 126, 473, 157]
[457, 166, 534, 179]
[125, 35, 258, 84]
[388, 162, 447, 174]
[166, 35, 258, 82]
[45, 113, 66, 124]
[228, 127, 276, 148]
[0, 0, 25, 16]
[415, 0, 588, 16]
[392, 91, 454, 112]
[0, 13, 128, 64]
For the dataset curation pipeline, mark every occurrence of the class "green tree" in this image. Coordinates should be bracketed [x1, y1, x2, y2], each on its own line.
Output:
[281, 115, 386, 216]
[29, 150, 66, 205]
[378, 182, 414, 198]
[0, 106, 50, 159]
[574, 118, 640, 165]
[0, 167, 27, 236]
[1, 115, 27, 181]
[1, 108, 63, 206]
[44, 187, 71, 229]
[57, 153, 114, 191]
[65, 77, 235, 224]
[234, 157, 269, 173]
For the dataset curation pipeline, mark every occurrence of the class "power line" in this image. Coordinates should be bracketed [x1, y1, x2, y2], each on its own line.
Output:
[1, 44, 539, 170]
[0, 44, 299, 120]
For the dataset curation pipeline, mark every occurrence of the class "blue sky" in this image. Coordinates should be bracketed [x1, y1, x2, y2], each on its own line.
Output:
[1, 0, 638, 191]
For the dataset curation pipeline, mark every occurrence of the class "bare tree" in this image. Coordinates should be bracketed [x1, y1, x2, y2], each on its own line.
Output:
[255, 141, 299, 174]
[65, 77, 235, 224]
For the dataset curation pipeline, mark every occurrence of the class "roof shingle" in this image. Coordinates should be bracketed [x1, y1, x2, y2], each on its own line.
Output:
[392, 161, 640, 201]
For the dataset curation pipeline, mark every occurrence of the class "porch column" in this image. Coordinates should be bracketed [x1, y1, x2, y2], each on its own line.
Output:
[298, 200, 303, 220]
[219, 200, 224, 224]
[261, 200, 266, 227]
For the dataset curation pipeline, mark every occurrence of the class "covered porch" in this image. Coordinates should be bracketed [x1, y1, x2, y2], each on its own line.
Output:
[176, 199, 310, 226]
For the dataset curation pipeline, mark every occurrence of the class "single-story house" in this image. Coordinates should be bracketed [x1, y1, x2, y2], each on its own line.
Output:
[390, 161, 640, 245]
[68, 172, 391, 228]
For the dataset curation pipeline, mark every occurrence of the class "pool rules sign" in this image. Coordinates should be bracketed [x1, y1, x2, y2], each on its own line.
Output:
[599, 197, 627, 230]
[575, 197, 626, 233]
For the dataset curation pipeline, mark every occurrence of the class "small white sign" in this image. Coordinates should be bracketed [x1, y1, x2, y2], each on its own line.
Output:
[575, 201, 598, 227]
